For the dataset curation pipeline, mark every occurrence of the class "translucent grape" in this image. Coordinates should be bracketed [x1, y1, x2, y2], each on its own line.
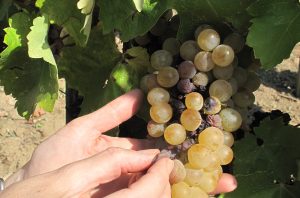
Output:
[150, 50, 173, 70]
[243, 71, 261, 92]
[164, 123, 187, 145]
[187, 144, 219, 170]
[232, 90, 255, 108]
[198, 127, 224, 151]
[147, 120, 165, 138]
[212, 44, 235, 67]
[170, 159, 187, 184]
[150, 18, 167, 36]
[150, 103, 173, 123]
[219, 108, 242, 132]
[223, 131, 234, 147]
[134, 34, 150, 46]
[194, 24, 212, 39]
[178, 61, 197, 79]
[139, 74, 159, 93]
[209, 80, 233, 102]
[223, 32, 245, 53]
[162, 37, 181, 56]
[194, 51, 215, 72]
[171, 182, 190, 198]
[233, 67, 248, 87]
[203, 96, 221, 115]
[185, 167, 218, 193]
[197, 29, 220, 51]
[180, 109, 202, 131]
[189, 186, 209, 198]
[147, 87, 170, 105]
[227, 78, 238, 95]
[177, 79, 196, 94]
[180, 40, 200, 61]
[212, 65, 234, 80]
[185, 92, 204, 111]
[215, 145, 234, 165]
[157, 66, 179, 88]
[192, 72, 209, 87]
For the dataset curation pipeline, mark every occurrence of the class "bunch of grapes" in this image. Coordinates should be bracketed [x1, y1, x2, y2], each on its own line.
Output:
[138, 12, 261, 198]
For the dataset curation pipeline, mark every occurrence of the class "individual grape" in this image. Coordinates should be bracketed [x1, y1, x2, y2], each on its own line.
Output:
[212, 65, 234, 80]
[212, 44, 235, 67]
[162, 37, 181, 56]
[147, 87, 170, 105]
[206, 71, 215, 83]
[198, 127, 224, 151]
[187, 144, 219, 170]
[192, 72, 209, 87]
[134, 34, 150, 46]
[177, 79, 196, 94]
[215, 145, 234, 165]
[139, 74, 160, 93]
[243, 71, 261, 92]
[185, 167, 218, 193]
[231, 56, 239, 67]
[164, 123, 187, 145]
[194, 24, 212, 40]
[227, 78, 238, 95]
[170, 159, 187, 184]
[209, 80, 233, 102]
[206, 115, 223, 130]
[147, 120, 165, 138]
[203, 96, 221, 115]
[178, 61, 197, 79]
[157, 66, 179, 88]
[219, 108, 242, 132]
[150, 18, 167, 36]
[180, 109, 202, 131]
[171, 182, 190, 198]
[234, 106, 248, 122]
[180, 40, 200, 61]
[223, 131, 234, 147]
[232, 90, 255, 108]
[233, 67, 248, 87]
[185, 92, 204, 111]
[223, 32, 245, 53]
[150, 103, 173, 123]
[150, 50, 173, 70]
[194, 51, 215, 72]
[197, 29, 220, 51]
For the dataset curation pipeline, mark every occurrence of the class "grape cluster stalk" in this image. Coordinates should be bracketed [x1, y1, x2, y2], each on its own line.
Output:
[138, 11, 261, 198]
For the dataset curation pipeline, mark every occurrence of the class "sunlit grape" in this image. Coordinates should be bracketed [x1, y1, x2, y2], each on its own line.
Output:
[212, 44, 235, 67]
[209, 80, 233, 102]
[150, 103, 173, 123]
[198, 127, 224, 151]
[194, 51, 215, 72]
[185, 92, 204, 111]
[223, 131, 234, 147]
[147, 87, 170, 105]
[192, 72, 209, 87]
[197, 29, 220, 51]
[215, 144, 234, 165]
[180, 109, 202, 131]
[164, 123, 187, 145]
[170, 159, 187, 184]
[147, 120, 166, 138]
[219, 108, 242, 132]
[194, 24, 212, 39]
[171, 182, 190, 198]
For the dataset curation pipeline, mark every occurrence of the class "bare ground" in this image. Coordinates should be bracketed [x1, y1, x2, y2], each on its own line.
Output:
[0, 45, 299, 179]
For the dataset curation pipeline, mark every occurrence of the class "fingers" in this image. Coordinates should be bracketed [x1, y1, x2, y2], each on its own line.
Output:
[56, 148, 159, 196]
[210, 173, 237, 195]
[71, 89, 143, 137]
[106, 158, 174, 198]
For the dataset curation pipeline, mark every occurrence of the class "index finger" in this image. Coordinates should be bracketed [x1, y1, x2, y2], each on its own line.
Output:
[72, 89, 143, 136]
[106, 158, 174, 198]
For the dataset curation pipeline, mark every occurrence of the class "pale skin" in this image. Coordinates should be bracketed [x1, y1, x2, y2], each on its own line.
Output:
[0, 89, 237, 198]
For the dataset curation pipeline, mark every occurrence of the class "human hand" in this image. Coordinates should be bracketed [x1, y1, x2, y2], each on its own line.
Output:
[5, 89, 237, 197]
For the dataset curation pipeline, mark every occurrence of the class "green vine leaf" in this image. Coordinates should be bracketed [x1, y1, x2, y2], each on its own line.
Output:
[27, 15, 56, 66]
[225, 117, 300, 198]
[58, 26, 122, 115]
[39, 0, 87, 46]
[0, 47, 58, 119]
[246, 0, 300, 68]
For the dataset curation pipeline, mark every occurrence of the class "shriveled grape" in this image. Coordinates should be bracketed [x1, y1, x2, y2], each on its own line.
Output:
[178, 61, 197, 79]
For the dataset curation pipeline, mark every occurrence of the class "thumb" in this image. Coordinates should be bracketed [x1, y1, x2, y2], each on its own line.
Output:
[56, 148, 159, 197]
